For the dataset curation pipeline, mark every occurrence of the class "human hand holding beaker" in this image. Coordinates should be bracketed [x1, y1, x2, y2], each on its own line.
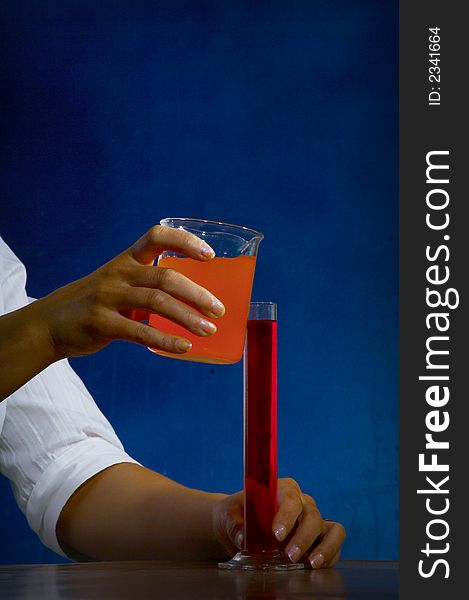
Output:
[149, 218, 263, 364]
[26, 224, 224, 365]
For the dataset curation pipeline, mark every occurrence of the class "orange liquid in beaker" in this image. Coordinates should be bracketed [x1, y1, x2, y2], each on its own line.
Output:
[149, 255, 256, 364]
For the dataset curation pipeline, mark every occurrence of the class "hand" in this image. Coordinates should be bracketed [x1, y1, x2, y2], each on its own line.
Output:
[35, 225, 225, 361]
[212, 478, 346, 568]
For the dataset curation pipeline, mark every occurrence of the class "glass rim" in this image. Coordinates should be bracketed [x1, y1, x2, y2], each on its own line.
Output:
[250, 301, 277, 307]
[248, 301, 277, 320]
[160, 217, 264, 240]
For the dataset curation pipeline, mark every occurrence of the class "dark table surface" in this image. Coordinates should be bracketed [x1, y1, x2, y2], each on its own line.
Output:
[0, 560, 398, 599]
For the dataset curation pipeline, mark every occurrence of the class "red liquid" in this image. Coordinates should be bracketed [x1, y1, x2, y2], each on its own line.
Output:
[244, 319, 278, 553]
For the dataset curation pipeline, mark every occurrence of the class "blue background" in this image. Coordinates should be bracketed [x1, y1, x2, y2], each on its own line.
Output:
[0, 0, 398, 563]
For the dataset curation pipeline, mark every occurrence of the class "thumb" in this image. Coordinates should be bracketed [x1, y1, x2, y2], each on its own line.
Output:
[226, 507, 244, 550]
[222, 492, 245, 551]
[234, 528, 244, 550]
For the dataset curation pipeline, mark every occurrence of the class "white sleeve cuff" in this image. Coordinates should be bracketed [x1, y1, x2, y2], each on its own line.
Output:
[25, 437, 140, 558]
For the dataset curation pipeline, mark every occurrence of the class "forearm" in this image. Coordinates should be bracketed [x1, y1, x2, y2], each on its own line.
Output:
[0, 300, 57, 401]
[57, 463, 230, 561]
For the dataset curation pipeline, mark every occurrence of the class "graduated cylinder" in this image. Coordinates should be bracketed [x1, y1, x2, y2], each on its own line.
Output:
[243, 301, 278, 553]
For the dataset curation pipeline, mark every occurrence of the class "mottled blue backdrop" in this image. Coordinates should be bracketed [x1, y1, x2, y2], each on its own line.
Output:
[0, 0, 398, 563]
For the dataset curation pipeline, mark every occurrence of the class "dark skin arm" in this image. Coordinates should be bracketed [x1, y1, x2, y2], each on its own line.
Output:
[57, 463, 346, 567]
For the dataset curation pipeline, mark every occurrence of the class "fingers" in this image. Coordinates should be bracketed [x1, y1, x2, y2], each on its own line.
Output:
[129, 225, 215, 265]
[308, 521, 346, 569]
[272, 479, 304, 544]
[325, 550, 341, 568]
[272, 479, 346, 569]
[224, 493, 245, 551]
[124, 266, 225, 319]
[284, 499, 323, 564]
[108, 313, 193, 354]
[120, 226, 225, 330]
[273, 483, 323, 564]
[212, 491, 245, 558]
[119, 287, 218, 337]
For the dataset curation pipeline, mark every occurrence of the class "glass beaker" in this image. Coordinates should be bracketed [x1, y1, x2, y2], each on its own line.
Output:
[149, 218, 263, 364]
[219, 302, 304, 570]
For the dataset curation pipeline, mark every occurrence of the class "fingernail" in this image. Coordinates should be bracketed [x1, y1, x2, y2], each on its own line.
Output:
[200, 244, 215, 259]
[310, 553, 325, 569]
[287, 545, 301, 563]
[236, 531, 244, 549]
[211, 299, 225, 317]
[175, 339, 192, 352]
[274, 525, 287, 542]
[199, 319, 217, 335]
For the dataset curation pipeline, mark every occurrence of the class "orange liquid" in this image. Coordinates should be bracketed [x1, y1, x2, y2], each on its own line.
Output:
[149, 255, 256, 364]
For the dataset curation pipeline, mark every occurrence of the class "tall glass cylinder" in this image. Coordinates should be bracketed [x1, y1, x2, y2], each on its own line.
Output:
[219, 302, 303, 570]
[244, 302, 278, 553]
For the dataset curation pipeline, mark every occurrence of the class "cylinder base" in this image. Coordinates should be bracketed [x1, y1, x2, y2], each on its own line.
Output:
[218, 550, 305, 571]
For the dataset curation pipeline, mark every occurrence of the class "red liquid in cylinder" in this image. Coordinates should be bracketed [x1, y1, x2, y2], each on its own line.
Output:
[244, 319, 278, 553]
